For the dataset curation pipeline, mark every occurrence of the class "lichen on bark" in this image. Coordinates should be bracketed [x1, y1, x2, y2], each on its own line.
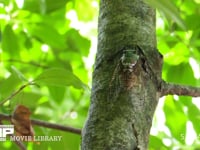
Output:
[81, 0, 163, 149]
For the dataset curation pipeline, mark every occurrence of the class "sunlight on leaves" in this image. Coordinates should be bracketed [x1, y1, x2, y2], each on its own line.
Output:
[146, 0, 187, 30]
[34, 68, 87, 89]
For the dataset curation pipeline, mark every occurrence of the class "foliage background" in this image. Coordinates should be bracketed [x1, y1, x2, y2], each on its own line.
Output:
[0, 0, 199, 149]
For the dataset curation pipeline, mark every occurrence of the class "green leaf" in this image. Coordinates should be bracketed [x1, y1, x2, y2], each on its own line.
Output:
[34, 68, 86, 89]
[11, 66, 28, 82]
[45, 0, 68, 13]
[188, 104, 200, 134]
[28, 23, 66, 49]
[185, 14, 200, 30]
[22, 0, 46, 14]
[145, 0, 187, 30]
[2, 24, 20, 55]
[73, 0, 98, 21]
[163, 96, 187, 144]
[50, 131, 80, 150]
[0, 0, 9, 5]
[149, 135, 168, 150]
[20, 31, 33, 49]
[23, 0, 68, 14]
[32, 130, 80, 150]
[190, 29, 200, 48]
[11, 92, 42, 108]
[65, 29, 90, 56]
[164, 43, 189, 65]
[179, 96, 192, 107]
[166, 63, 196, 85]
[48, 86, 66, 104]
[0, 72, 22, 99]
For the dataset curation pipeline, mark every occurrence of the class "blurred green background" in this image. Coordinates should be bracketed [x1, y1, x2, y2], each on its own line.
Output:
[0, 0, 200, 149]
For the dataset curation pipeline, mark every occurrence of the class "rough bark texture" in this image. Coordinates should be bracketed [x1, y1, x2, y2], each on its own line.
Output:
[82, 0, 163, 149]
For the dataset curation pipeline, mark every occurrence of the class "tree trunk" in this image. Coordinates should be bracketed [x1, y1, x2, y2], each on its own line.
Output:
[82, 0, 163, 149]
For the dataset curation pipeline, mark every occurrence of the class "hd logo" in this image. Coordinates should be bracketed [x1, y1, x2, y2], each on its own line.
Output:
[0, 125, 14, 141]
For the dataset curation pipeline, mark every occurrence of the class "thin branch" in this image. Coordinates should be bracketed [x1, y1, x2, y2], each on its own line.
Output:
[31, 119, 82, 135]
[0, 82, 35, 106]
[12, 138, 27, 150]
[0, 114, 10, 120]
[5, 59, 48, 69]
[0, 113, 81, 135]
[161, 81, 200, 97]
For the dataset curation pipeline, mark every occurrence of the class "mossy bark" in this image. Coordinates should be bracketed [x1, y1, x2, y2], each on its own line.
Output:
[81, 0, 163, 149]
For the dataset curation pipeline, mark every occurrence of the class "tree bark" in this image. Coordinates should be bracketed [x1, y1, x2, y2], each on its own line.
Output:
[82, 0, 163, 149]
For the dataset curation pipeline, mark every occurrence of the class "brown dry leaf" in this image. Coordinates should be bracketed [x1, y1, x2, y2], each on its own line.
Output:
[11, 105, 34, 142]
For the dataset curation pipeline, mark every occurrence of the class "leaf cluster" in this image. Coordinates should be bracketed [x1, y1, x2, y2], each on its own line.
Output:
[0, 0, 98, 149]
[147, 0, 200, 149]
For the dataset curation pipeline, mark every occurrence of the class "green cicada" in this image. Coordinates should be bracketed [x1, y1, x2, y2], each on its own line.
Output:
[120, 50, 139, 72]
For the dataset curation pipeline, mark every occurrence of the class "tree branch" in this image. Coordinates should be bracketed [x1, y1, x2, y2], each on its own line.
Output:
[0, 113, 81, 135]
[31, 119, 82, 135]
[161, 81, 200, 97]
[13, 138, 27, 150]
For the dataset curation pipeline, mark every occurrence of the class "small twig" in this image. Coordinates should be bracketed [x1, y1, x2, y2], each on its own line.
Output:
[0, 82, 35, 106]
[161, 81, 200, 97]
[0, 113, 82, 135]
[5, 59, 48, 69]
[13, 138, 27, 150]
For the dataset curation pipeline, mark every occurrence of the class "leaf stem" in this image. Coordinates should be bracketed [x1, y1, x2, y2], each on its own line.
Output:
[0, 82, 35, 106]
